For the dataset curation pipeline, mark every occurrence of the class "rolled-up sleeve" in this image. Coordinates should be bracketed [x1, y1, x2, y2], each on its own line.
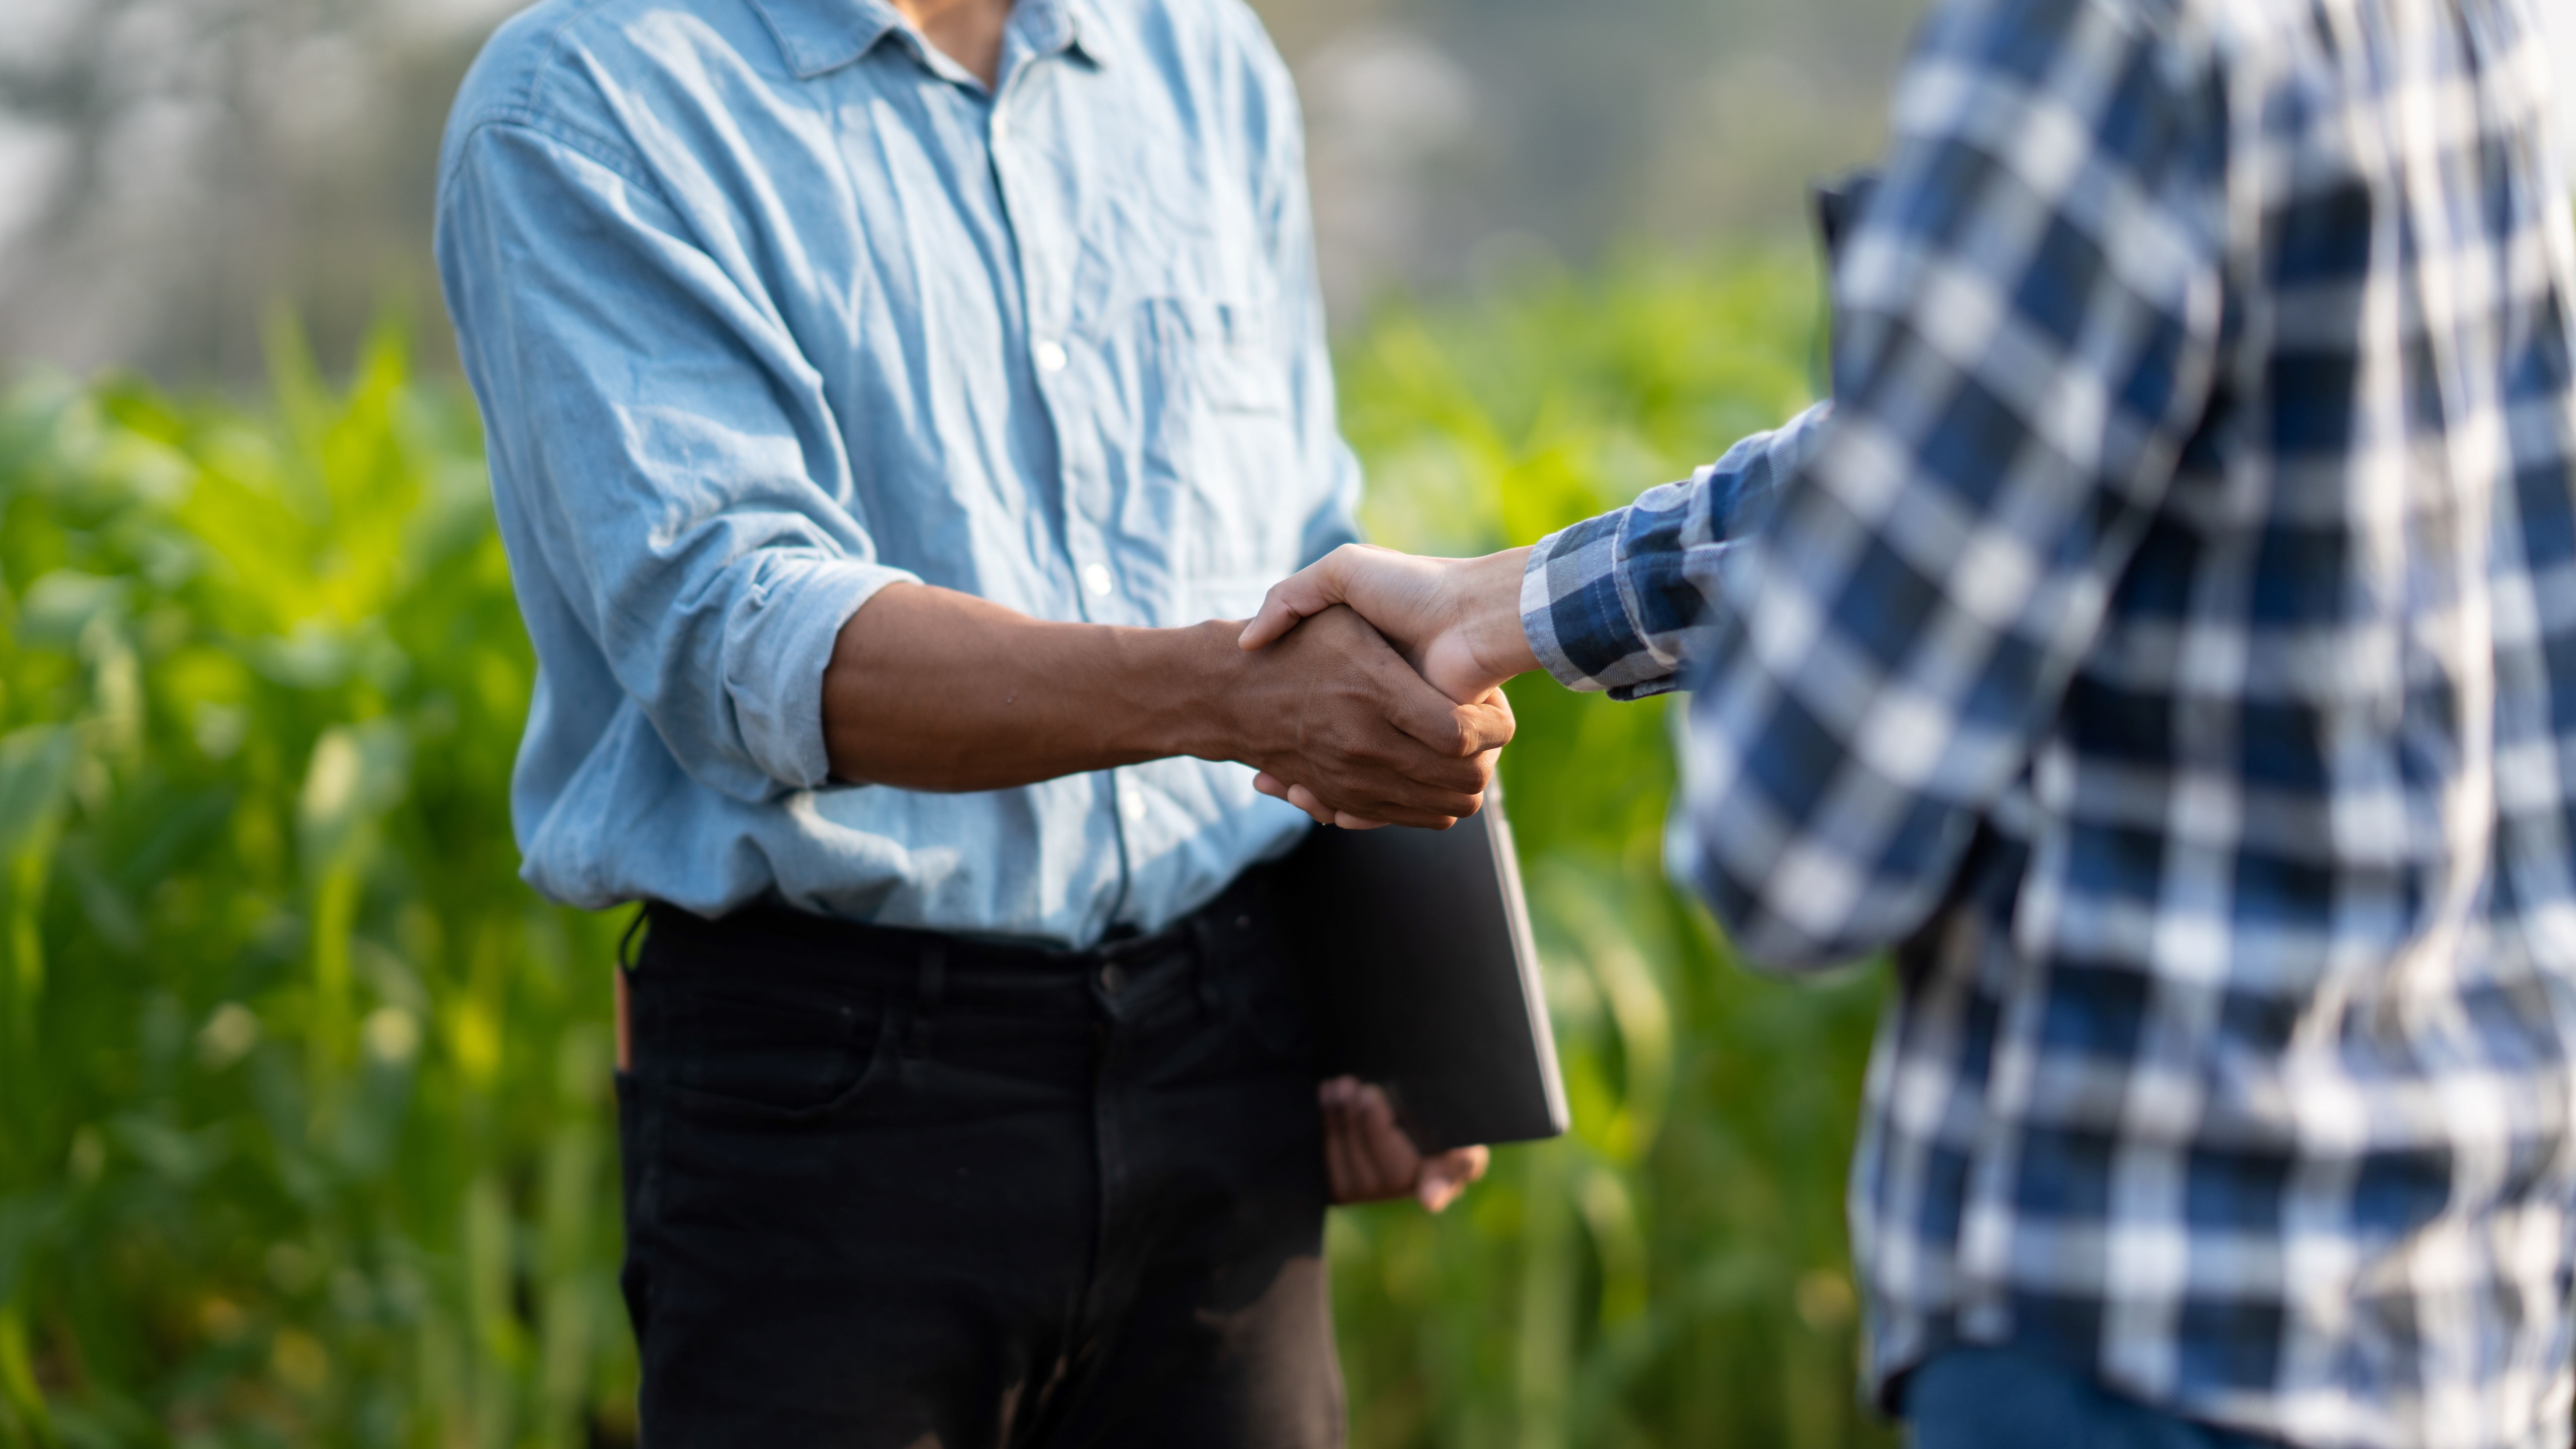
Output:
[436, 120, 917, 798]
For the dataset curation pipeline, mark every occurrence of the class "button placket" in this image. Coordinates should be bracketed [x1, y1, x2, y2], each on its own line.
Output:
[985, 66, 1114, 634]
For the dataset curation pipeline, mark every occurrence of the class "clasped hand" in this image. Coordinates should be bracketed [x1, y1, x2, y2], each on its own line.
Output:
[1236, 544, 1539, 829]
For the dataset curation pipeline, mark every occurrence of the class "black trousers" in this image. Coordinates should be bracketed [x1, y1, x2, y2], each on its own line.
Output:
[616, 866, 1344, 1448]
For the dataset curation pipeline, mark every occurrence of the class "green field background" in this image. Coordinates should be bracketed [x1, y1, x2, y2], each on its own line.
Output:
[0, 252, 1895, 1449]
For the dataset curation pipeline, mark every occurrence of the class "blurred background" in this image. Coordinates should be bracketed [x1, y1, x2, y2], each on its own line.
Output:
[0, 2, 2567, 1448]
[3, 0, 2574, 381]
[0, 0, 1946, 381]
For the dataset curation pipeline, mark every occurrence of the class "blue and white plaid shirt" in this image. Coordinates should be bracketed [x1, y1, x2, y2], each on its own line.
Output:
[1521, 0, 2576, 1443]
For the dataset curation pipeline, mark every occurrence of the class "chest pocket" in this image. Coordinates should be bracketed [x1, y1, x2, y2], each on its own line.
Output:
[1137, 297, 1303, 590]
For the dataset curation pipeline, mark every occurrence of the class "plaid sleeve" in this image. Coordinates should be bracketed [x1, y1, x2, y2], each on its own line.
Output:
[1520, 404, 1831, 700]
[1672, 0, 2228, 970]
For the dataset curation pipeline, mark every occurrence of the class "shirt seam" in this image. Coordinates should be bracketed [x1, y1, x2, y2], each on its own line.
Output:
[438, 113, 684, 238]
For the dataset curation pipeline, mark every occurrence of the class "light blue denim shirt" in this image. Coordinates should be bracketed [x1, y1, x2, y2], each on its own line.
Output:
[434, 0, 1353, 946]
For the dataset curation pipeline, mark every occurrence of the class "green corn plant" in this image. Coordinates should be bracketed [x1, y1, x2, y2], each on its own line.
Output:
[0, 319, 634, 1448]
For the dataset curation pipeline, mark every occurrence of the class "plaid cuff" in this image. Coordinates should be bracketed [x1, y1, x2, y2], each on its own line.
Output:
[1521, 511, 1686, 698]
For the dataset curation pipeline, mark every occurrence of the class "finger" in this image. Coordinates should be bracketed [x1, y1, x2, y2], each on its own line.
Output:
[1327, 1122, 1360, 1203]
[1323, 1078, 1398, 1202]
[1316, 797, 1465, 830]
[1382, 683, 1520, 765]
[1388, 693, 1515, 778]
[1434, 702, 1517, 764]
[1341, 781, 1481, 827]
[1283, 783, 1354, 829]
[1418, 1169, 1460, 1213]
[1332, 742, 1493, 814]
[1267, 776, 1339, 827]
[1418, 1149, 1470, 1211]
[1331, 1095, 1401, 1202]
[1415, 1146, 1491, 1213]
[1320, 1079, 1361, 1203]
[1460, 690, 1517, 754]
[1239, 549, 1363, 651]
[1281, 783, 1392, 831]
[1369, 736, 1503, 815]
[1355, 1084, 1423, 1189]
[1291, 772, 1477, 830]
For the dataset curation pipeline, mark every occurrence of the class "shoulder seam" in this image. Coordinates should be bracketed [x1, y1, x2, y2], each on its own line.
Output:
[437, 115, 680, 228]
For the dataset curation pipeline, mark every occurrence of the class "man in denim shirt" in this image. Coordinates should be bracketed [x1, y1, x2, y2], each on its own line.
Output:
[436, 0, 1498, 1440]
[1246, 0, 2576, 1443]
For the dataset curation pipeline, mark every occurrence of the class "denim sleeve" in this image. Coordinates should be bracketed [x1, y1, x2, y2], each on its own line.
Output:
[436, 121, 919, 799]
[1518, 404, 1831, 699]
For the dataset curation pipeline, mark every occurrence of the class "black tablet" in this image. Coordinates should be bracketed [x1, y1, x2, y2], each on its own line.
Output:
[1279, 788, 1570, 1153]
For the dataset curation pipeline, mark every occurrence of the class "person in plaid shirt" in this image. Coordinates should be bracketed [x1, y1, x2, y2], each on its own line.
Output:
[1239, 0, 2576, 1442]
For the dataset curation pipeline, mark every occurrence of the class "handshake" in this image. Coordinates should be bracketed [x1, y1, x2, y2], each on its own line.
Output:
[1231, 544, 1540, 832]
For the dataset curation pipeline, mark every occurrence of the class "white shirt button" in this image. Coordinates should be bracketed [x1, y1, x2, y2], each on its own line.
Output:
[1034, 339, 1068, 373]
[1081, 562, 1114, 597]
[1122, 792, 1148, 823]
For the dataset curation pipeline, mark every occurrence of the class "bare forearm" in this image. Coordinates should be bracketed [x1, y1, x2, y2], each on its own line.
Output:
[824, 583, 1510, 826]
[822, 584, 1240, 791]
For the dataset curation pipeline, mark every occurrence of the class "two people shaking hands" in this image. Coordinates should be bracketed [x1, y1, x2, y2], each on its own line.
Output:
[434, 0, 2576, 1443]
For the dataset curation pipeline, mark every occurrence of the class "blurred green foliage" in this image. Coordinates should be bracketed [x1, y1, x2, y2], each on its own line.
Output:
[0, 321, 632, 1448]
[0, 253, 1891, 1447]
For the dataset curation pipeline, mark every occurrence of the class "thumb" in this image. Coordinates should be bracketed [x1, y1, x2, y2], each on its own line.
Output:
[1237, 550, 1357, 650]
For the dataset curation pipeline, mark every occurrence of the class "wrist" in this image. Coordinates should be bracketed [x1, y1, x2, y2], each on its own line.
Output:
[1122, 619, 1252, 764]
[1461, 547, 1541, 682]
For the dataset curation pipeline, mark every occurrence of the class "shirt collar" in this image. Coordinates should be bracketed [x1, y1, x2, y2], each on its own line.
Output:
[749, 0, 1110, 82]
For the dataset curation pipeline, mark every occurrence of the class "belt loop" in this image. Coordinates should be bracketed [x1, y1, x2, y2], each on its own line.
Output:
[905, 942, 948, 1079]
[618, 903, 652, 974]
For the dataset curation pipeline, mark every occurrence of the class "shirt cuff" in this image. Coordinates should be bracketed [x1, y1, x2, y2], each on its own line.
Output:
[1520, 511, 1685, 698]
[722, 555, 921, 790]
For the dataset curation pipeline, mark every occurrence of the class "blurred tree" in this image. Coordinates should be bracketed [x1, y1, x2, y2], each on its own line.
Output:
[0, 0, 494, 381]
